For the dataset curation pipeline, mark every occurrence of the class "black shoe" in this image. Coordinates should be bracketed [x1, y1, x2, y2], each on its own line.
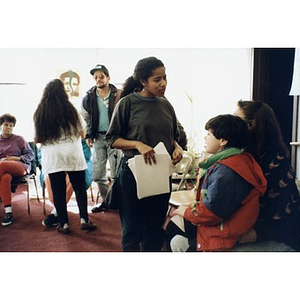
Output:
[81, 221, 97, 231]
[2, 213, 13, 226]
[57, 224, 70, 234]
[91, 202, 107, 213]
[42, 214, 59, 227]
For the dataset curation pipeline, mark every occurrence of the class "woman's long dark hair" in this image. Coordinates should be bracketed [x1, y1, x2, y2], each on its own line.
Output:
[121, 56, 164, 98]
[34, 79, 81, 144]
[237, 100, 289, 159]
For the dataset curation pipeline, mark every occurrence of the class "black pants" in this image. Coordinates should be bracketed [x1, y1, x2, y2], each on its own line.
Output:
[118, 157, 170, 251]
[49, 170, 88, 226]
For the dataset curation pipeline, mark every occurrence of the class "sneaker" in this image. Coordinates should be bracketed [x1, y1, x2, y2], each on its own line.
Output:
[81, 221, 97, 231]
[91, 202, 107, 213]
[2, 213, 13, 226]
[57, 224, 70, 235]
[42, 214, 59, 227]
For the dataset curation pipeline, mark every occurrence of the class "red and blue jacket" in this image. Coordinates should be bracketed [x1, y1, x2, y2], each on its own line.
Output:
[184, 152, 267, 251]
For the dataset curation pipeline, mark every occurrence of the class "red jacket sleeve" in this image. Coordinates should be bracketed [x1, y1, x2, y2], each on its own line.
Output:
[184, 200, 222, 226]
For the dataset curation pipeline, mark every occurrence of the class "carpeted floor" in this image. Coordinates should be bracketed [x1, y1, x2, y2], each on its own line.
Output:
[0, 185, 122, 252]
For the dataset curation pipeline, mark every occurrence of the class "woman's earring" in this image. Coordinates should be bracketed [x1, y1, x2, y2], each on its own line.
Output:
[142, 86, 146, 92]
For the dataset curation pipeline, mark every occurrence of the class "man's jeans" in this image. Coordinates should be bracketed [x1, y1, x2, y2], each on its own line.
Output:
[92, 134, 122, 201]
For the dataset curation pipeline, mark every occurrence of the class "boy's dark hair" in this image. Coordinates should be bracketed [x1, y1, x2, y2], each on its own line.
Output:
[205, 114, 249, 149]
[0, 113, 17, 126]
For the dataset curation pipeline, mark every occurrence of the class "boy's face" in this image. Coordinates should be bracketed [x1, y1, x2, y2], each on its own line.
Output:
[204, 129, 226, 154]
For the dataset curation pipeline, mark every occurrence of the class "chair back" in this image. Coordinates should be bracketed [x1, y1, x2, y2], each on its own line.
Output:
[11, 142, 38, 192]
[174, 154, 192, 174]
[28, 142, 38, 175]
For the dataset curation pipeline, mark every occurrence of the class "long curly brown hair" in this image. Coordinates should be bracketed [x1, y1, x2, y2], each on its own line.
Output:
[33, 79, 81, 144]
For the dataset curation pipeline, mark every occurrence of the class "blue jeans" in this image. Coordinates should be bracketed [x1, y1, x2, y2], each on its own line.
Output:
[118, 157, 171, 251]
[92, 134, 122, 201]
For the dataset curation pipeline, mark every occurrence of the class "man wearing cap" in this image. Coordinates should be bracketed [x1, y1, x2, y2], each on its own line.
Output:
[81, 64, 122, 212]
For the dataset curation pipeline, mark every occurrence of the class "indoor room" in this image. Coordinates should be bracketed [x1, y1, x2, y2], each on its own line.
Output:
[0, 47, 253, 247]
[1, 1, 300, 299]
[1, 47, 300, 255]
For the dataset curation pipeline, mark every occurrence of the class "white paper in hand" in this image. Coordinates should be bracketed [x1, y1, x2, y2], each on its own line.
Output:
[128, 142, 174, 199]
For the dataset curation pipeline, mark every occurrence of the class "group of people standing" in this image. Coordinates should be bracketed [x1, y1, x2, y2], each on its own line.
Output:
[0, 56, 300, 252]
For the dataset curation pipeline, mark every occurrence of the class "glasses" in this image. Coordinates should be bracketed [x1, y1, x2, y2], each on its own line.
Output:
[94, 74, 106, 80]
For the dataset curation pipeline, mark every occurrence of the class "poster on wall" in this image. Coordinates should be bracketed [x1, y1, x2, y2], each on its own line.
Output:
[58, 69, 81, 98]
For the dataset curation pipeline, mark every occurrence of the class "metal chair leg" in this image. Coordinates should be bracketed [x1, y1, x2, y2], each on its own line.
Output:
[42, 182, 46, 215]
[96, 191, 100, 204]
[33, 177, 40, 202]
[27, 182, 30, 214]
[90, 186, 94, 202]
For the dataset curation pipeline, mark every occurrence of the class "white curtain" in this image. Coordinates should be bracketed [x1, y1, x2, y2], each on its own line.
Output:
[289, 48, 300, 178]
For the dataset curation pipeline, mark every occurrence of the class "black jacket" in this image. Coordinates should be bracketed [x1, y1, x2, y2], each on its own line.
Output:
[81, 83, 121, 140]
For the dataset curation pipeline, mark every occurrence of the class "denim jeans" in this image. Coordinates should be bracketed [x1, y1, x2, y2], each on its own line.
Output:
[92, 134, 122, 201]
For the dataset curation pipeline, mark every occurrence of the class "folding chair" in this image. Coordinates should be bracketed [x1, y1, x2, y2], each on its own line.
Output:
[172, 154, 193, 191]
[11, 142, 41, 214]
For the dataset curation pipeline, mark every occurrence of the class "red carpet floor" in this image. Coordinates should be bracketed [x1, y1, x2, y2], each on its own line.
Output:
[0, 185, 122, 252]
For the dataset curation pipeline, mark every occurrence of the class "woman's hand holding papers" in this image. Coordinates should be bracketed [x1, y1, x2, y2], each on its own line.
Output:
[172, 141, 183, 165]
[136, 141, 156, 165]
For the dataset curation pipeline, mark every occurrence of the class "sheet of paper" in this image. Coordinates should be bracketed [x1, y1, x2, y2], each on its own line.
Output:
[170, 215, 185, 232]
[154, 141, 176, 175]
[128, 142, 174, 199]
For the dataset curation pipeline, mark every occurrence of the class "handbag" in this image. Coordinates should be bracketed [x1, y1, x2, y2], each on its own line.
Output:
[106, 161, 122, 210]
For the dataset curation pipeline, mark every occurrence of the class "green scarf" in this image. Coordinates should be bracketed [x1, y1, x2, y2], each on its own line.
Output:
[199, 147, 242, 174]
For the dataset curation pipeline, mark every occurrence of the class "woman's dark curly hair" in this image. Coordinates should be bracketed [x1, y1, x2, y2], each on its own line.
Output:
[33, 79, 81, 144]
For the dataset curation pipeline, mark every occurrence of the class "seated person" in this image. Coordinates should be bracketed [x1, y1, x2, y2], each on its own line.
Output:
[0, 113, 34, 226]
[40, 139, 93, 227]
[166, 114, 267, 251]
[235, 100, 300, 250]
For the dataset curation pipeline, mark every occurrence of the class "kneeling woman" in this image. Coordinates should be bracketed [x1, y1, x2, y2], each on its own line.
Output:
[168, 114, 267, 252]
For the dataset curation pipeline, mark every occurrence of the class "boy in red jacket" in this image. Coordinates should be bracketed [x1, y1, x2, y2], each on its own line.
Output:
[168, 114, 267, 251]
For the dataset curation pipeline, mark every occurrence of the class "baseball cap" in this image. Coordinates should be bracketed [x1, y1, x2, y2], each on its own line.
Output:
[90, 64, 109, 76]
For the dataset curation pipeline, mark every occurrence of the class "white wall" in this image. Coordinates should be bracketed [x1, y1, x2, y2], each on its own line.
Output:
[0, 48, 251, 152]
